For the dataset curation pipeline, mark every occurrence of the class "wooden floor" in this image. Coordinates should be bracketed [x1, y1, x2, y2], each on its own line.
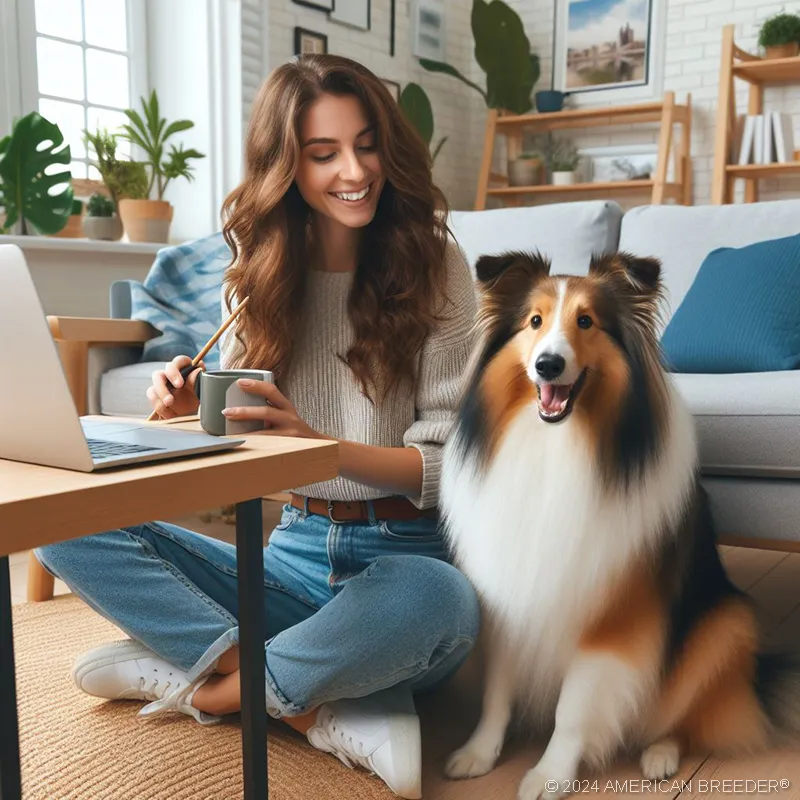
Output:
[10, 507, 800, 798]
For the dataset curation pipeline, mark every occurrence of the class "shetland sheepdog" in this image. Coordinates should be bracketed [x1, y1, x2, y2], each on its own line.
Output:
[440, 251, 800, 799]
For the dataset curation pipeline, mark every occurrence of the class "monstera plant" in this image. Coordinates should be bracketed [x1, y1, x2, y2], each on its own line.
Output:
[0, 111, 73, 235]
[400, 83, 447, 162]
[419, 0, 539, 115]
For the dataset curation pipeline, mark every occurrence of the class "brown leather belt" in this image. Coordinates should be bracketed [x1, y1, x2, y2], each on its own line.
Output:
[290, 493, 437, 522]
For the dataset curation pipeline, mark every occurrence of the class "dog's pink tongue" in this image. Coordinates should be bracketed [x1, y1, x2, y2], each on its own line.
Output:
[541, 383, 570, 413]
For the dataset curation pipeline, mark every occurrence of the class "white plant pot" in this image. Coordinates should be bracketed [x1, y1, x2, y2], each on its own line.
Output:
[551, 171, 576, 186]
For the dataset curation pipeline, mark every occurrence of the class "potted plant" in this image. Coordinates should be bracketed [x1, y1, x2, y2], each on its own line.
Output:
[399, 82, 447, 161]
[53, 198, 85, 238]
[83, 192, 123, 241]
[116, 90, 204, 242]
[418, 0, 540, 116]
[0, 111, 74, 236]
[758, 12, 800, 59]
[549, 138, 581, 186]
[508, 151, 542, 186]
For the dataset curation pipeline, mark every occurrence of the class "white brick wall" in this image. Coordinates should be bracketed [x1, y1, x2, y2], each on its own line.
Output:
[242, 0, 478, 209]
[469, 0, 800, 207]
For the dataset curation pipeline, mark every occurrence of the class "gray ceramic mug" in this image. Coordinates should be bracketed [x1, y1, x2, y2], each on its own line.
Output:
[197, 369, 274, 436]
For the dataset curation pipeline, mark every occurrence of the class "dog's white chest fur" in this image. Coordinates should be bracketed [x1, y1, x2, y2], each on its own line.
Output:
[441, 394, 696, 707]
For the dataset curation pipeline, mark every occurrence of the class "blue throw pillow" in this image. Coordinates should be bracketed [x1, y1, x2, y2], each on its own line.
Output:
[661, 233, 800, 373]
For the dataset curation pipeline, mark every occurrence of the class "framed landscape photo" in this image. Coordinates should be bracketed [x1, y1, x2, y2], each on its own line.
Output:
[552, 0, 665, 105]
[294, 27, 328, 57]
[329, 0, 370, 31]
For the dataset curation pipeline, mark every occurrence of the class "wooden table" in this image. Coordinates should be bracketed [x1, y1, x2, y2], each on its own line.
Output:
[0, 422, 338, 800]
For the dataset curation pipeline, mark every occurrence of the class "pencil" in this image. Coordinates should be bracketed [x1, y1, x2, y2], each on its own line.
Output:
[146, 296, 250, 422]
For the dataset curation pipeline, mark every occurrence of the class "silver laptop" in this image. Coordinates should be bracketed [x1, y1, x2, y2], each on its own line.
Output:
[0, 244, 244, 471]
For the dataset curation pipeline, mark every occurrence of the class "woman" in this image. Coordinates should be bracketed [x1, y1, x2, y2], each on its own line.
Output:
[36, 54, 479, 799]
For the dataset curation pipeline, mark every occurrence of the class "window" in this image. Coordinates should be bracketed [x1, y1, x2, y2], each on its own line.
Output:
[17, 0, 147, 180]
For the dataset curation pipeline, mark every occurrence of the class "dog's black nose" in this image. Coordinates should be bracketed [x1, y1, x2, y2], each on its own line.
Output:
[535, 353, 565, 380]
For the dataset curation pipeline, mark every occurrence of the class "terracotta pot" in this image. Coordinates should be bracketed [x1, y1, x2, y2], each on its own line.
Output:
[118, 199, 174, 243]
[83, 215, 124, 241]
[764, 42, 799, 59]
[508, 158, 541, 187]
[52, 214, 85, 239]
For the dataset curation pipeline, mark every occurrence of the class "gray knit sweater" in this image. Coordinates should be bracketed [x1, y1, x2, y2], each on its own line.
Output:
[220, 240, 477, 509]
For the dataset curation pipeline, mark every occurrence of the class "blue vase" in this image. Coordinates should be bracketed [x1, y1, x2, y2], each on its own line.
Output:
[535, 90, 566, 113]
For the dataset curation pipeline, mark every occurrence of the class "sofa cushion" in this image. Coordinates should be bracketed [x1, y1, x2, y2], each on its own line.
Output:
[100, 361, 163, 418]
[448, 200, 623, 276]
[618, 200, 800, 325]
[661, 234, 800, 373]
[672, 371, 800, 478]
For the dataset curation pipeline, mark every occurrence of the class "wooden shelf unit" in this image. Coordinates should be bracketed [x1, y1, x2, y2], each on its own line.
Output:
[712, 24, 800, 204]
[474, 90, 693, 210]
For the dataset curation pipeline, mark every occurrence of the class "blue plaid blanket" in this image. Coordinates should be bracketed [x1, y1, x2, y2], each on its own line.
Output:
[126, 233, 232, 368]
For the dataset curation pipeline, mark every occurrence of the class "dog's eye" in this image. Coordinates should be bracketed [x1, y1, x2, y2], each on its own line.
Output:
[577, 315, 593, 330]
[531, 315, 542, 330]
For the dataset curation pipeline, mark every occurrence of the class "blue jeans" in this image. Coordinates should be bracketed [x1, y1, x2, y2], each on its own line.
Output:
[35, 504, 480, 717]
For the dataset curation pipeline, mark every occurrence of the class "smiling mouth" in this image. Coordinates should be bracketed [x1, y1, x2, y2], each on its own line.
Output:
[330, 183, 372, 203]
[536, 369, 587, 423]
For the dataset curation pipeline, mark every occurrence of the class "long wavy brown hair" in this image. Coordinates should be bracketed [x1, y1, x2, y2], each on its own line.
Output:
[222, 54, 450, 401]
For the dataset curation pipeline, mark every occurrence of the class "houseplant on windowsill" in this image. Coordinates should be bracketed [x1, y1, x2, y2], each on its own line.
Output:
[83, 192, 123, 241]
[758, 12, 800, 60]
[117, 90, 205, 243]
[549, 138, 580, 186]
[0, 111, 74, 236]
[53, 198, 85, 238]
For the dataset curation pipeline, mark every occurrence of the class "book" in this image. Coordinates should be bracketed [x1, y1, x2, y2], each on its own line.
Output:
[738, 115, 756, 165]
[772, 111, 796, 163]
[762, 112, 774, 164]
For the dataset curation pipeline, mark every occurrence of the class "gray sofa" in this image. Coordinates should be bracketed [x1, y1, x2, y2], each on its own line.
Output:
[90, 199, 800, 547]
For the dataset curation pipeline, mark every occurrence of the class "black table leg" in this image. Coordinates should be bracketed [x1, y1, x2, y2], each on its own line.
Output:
[0, 556, 21, 800]
[236, 499, 267, 799]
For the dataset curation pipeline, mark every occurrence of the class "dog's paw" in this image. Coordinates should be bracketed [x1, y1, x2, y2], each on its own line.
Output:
[517, 768, 566, 800]
[640, 738, 680, 780]
[444, 744, 498, 780]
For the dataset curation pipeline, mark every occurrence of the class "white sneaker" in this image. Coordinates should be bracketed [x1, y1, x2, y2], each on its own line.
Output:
[72, 639, 219, 725]
[306, 687, 422, 799]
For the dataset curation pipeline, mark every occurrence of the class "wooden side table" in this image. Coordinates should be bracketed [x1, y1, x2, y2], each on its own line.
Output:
[0, 427, 337, 800]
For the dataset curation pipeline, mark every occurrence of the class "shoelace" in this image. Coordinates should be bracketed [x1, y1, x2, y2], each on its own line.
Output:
[137, 680, 193, 720]
[315, 711, 373, 773]
[138, 676, 180, 700]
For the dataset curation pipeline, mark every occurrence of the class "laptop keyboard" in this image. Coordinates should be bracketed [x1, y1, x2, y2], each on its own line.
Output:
[87, 438, 165, 459]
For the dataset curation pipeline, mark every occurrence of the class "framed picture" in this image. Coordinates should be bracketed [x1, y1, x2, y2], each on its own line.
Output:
[294, 27, 328, 57]
[552, 0, 665, 105]
[381, 79, 401, 103]
[411, 0, 445, 62]
[329, 0, 370, 31]
[579, 144, 664, 183]
[292, 0, 334, 11]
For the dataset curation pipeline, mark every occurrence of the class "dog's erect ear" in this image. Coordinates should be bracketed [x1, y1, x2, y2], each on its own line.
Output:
[475, 251, 550, 290]
[589, 252, 662, 295]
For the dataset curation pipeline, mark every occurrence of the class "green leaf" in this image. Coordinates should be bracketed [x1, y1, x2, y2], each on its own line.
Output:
[120, 124, 151, 155]
[0, 111, 74, 234]
[162, 120, 194, 141]
[418, 59, 489, 103]
[399, 83, 434, 145]
[472, 0, 535, 113]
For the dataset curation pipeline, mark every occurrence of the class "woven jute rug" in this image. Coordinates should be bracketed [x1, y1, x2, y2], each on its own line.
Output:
[12, 596, 394, 800]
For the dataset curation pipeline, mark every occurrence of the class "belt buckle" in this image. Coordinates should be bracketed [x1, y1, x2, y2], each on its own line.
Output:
[327, 500, 348, 524]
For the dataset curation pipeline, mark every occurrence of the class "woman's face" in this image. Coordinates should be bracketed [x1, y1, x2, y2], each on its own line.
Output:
[294, 93, 385, 229]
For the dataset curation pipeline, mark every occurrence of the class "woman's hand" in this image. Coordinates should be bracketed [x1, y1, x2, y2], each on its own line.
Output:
[146, 355, 203, 419]
[222, 379, 323, 439]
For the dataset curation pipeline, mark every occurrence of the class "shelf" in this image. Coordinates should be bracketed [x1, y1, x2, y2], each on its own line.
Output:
[725, 162, 800, 179]
[494, 100, 674, 133]
[487, 180, 683, 199]
[733, 56, 800, 86]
